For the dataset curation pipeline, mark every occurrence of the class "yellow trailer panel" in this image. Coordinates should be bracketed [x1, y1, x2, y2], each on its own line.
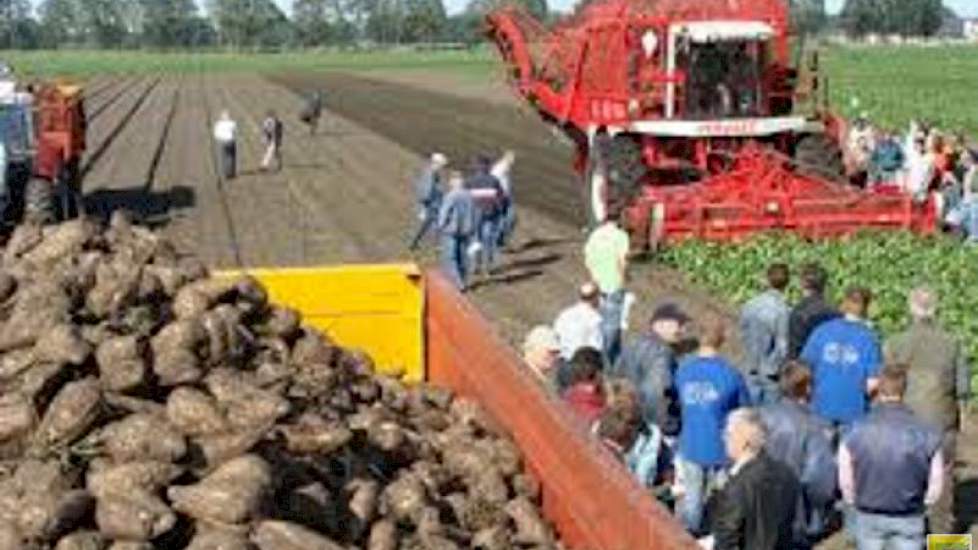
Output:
[219, 264, 424, 383]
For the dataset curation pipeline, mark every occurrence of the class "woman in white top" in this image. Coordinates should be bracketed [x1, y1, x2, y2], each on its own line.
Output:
[213, 110, 238, 180]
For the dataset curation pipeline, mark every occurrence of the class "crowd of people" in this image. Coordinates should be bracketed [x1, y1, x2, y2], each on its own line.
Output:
[522, 255, 970, 549]
[846, 115, 978, 241]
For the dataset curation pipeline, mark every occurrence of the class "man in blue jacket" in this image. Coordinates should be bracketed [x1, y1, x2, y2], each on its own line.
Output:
[801, 286, 882, 436]
[674, 315, 750, 536]
[437, 171, 478, 290]
[408, 153, 448, 250]
[760, 360, 837, 549]
[739, 262, 790, 405]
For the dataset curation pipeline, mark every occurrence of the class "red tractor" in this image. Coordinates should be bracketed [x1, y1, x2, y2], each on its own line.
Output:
[486, 0, 936, 246]
[0, 79, 86, 225]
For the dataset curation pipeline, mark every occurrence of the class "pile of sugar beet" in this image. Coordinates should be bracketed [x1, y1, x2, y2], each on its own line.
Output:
[0, 214, 564, 550]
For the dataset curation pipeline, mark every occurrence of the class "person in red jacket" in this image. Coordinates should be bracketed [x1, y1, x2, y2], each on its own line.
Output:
[562, 347, 607, 425]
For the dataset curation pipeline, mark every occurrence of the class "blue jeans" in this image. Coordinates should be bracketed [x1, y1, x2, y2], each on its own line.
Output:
[855, 512, 925, 550]
[497, 201, 516, 247]
[474, 217, 499, 274]
[440, 234, 470, 290]
[676, 456, 726, 536]
[600, 290, 626, 366]
[409, 207, 438, 250]
[746, 373, 781, 406]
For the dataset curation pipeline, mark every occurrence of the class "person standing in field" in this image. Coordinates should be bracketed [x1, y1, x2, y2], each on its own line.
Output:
[739, 263, 791, 405]
[883, 287, 972, 534]
[584, 207, 630, 364]
[521, 325, 562, 390]
[553, 281, 604, 366]
[213, 110, 238, 180]
[408, 153, 449, 251]
[260, 110, 284, 173]
[788, 263, 838, 359]
[436, 171, 478, 291]
[801, 286, 882, 437]
[673, 315, 751, 536]
[706, 408, 799, 550]
[759, 361, 837, 549]
[839, 365, 945, 550]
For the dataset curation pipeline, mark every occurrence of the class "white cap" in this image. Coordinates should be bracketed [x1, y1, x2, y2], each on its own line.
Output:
[431, 153, 448, 167]
[524, 325, 559, 353]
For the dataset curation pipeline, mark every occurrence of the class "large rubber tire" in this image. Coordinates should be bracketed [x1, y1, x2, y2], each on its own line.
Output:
[585, 134, 647, 226]
[24, 178, 55, 225]
[793, 134, 846, 183]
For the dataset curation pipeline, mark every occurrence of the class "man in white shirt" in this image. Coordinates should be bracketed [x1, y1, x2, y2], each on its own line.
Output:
[553, 282, 604, 363]
[213, 110, 238, 180]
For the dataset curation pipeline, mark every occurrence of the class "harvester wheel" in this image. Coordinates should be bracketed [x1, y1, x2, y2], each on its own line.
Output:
[793, 134, 846, 183]
[585, 134, 646, 226]
[24, 178, 56, 225]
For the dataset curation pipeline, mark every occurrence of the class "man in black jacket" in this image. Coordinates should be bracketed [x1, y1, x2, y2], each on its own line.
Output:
[707, 408, 799, 550]
[788, 263, 839, 358]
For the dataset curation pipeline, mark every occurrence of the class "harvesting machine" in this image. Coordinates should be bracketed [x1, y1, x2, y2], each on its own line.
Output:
[0, 77, 86, 225]
[485, 0, 936, 246]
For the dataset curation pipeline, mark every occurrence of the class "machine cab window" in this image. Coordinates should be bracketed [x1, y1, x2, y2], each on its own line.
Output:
[667, 21, 774, 120]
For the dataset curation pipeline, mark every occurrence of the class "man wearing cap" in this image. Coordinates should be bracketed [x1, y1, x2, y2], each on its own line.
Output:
[611, 302, 687, 438]
[584, 208, 631, 365]
[523, 325, 562, 390]
[553, 282, 604, 365]
[409, 153, 449, 251]
[884, 287, 971, 534]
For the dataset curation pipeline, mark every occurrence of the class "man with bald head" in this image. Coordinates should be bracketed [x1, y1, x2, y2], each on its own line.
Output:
[884, 287, 971, 534]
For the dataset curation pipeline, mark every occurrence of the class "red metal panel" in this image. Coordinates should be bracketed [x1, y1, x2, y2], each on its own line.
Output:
[424, 271, 697, 550]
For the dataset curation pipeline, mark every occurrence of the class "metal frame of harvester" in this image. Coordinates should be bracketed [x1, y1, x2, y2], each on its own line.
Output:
[485, 0, 936, 247]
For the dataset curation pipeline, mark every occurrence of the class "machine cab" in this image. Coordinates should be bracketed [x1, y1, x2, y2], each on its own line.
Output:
[665, 21, 775, 120]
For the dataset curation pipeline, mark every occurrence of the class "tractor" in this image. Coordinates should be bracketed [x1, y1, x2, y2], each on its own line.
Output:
[0, 77, 86, 226]
[485, 0, 936, 246]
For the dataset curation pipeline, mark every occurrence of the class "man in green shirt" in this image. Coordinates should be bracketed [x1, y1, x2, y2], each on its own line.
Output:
[884, 287, 971, 534]
[584, 212, 630, 364]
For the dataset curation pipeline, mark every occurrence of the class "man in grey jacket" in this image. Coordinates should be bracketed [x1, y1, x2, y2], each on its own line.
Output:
[884, 287, 971, 534]
[409, 153, 448, 250]
[739, 263, 791, 405]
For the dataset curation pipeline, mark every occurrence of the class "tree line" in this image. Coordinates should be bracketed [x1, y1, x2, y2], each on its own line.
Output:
[0, 0, 952, 51]
[0, 0, 545, 50]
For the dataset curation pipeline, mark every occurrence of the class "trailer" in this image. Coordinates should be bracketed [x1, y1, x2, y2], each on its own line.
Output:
[222, 263, 698, 550]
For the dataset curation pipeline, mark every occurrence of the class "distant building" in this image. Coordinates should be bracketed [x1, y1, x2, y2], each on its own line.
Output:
[939, 9, 964, 38]
[965, 19, 978, 41]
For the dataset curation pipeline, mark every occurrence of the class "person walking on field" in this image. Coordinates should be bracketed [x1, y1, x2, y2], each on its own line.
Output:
[408, 153, 449, 251]
[584, 207, 631, 364]
[437, 171, 478, 291]
[260, 110, 284, 173]
[465, 155, 505, 277]
[492, 150, 517, 250]
[759, 361, 837, 549]
[299, 91, 323, 135]
[213, 110, 238, 180]
[839, 365, 945, 550]
[673, 315, 751, 536]
[883, 287, 971, 534]
[739, 263, 791, 405]
[801, 286, 882, 435]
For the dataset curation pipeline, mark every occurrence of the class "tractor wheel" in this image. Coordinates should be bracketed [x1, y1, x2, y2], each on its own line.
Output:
[24, 178, 56, 225]
[584, 134, 646, 227]
[793, 134, 846, 183]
